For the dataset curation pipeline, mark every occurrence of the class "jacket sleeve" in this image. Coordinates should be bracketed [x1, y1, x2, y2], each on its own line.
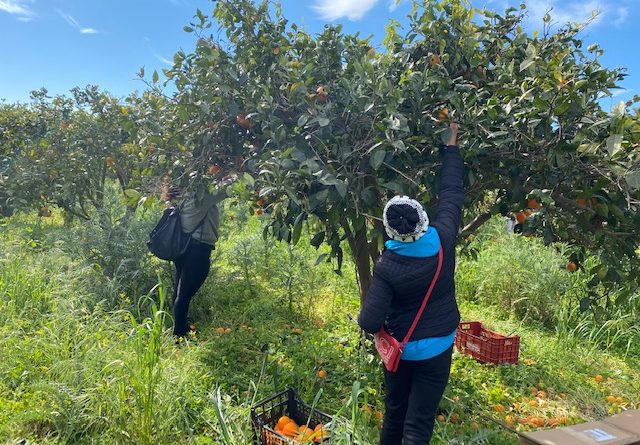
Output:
[433, 145, 464, 245]
[357, 263, 394, 334]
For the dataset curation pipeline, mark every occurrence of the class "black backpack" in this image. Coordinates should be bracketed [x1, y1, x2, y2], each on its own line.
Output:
[147, 206, 198, 261]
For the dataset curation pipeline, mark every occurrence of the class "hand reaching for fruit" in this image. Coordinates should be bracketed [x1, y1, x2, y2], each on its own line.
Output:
[444, 122, 459, 146]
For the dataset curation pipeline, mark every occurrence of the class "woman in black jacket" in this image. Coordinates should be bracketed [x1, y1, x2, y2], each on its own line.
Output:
[358, 123, 463, 445]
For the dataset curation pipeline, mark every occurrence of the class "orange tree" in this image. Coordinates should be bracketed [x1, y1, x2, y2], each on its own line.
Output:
[144, 0, 639, 307]
[0, 87, 147, 222]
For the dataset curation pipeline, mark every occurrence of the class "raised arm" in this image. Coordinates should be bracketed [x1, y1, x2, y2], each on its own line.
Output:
[433, 123, 464, 245]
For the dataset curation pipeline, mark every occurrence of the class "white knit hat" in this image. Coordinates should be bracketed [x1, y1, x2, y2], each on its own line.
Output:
[383, 195, 429, 242]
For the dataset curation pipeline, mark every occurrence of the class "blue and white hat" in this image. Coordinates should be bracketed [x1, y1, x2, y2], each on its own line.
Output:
[383, 195, 429, 242]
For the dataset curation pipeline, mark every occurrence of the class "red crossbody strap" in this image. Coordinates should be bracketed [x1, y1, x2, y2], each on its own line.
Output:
[401, 247, 444, 346]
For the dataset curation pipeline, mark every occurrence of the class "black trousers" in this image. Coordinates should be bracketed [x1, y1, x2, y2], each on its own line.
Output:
[172, 240, 213, 336]
[380, 346, 453, 445]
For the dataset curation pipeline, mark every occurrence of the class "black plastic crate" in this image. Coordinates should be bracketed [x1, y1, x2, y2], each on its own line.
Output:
[250, 389, 332, 444]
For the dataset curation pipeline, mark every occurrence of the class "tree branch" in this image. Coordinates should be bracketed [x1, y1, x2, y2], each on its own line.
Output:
[460, 211, 492, 238]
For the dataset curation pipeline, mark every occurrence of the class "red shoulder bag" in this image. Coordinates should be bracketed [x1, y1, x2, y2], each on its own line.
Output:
[374, 247, 444, 372]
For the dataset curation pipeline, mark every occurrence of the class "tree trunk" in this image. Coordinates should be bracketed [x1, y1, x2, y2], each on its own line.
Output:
[344, 224, 372, 306]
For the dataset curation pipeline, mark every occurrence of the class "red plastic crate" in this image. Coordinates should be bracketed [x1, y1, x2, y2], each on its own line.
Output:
[455, 321, 520, 364]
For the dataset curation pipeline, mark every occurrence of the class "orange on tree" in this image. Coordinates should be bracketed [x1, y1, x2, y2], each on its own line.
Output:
[527, 198, 541, 209]
[207, 164, 221, 175]
[429, 53, 441, 65]
[515, 211, 528, 224]
[566, 261, 577, 272]
[437, 107, 449, 122]
[576, 197, 588, 207]
[236, 113, 252, 130]
[437, 414, 446, 423]
[315, 85, 327, 103]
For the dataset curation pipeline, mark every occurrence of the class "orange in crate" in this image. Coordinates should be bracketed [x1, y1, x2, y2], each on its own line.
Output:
[454, 321, 520, 364]
[251, 389, 332, 445]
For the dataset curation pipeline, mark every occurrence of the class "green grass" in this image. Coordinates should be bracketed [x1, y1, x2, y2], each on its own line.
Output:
[0, 207, 638, 444]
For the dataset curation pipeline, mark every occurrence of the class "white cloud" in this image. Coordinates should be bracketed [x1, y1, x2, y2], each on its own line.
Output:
[388, 0, 409, 12]
[522, 0, 632, 30]
[614, 6, 628, 27]
[313, 0, 378, 21]
[154, 53, 173, 65]
[0, 0, 34, 19]
[58, 10, 100, 34]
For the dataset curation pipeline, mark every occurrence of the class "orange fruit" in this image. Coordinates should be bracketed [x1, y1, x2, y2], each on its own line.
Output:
[292, 328, 302, 334]
[606, 395, 616, 403]
[576, 197, 588, 207]
[437, 107, 449, 121]
[272, 47, 281, 55]
[317, 369, 328, 379]
[536, 391, 547, 399]
[529, 387, 538, 395]
[527, 198, 541, 209]
[494, 404, 505, 412]
[207, 164, 221, 175]
[437, 414, 446, 423]
[558, 416, 569, 425]
[450, 412, 460, 423]
[298, 425, 314, 440]
[276, 416, 294, 430]
[224, 327, 232, 334]
[616, 396, 624, 404]
[313, 424, 329, 442]
[547, 418, 560, 427]
[236, 113, 252, 130]
[595, 374, 604, 382]
[529, 417, 545, 427]
[374, 410, 383, 422]
[528, 400, 538, 407]
[281, 421, 299, 437]
[105, 156, 114, 167]
[505, 415, 515, 426]
[255, 208, 264, 216]
[515, 211, 528, 224]
[215, 327, 225, 334]
[566, 262, 577, 272]
[429, 54, 441, 65]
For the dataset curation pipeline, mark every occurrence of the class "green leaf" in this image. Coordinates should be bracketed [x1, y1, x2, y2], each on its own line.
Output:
[152, 70, 159, 83]
[310, 231, 325, 247]
[606, 134, 623, 157]
[314, 253, 329, 266]
[318, 117, 330, 127]
[624, 170, 640, 190]
[335, 182, 348, 199]
[370, 150, 386, 170]
[519, 59, 535, 72]
[184, 26, 194, 33]
[291, 215, 304, 246]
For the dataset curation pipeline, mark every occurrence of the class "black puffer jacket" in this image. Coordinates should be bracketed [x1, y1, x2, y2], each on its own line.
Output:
[358, 145, 464, 341]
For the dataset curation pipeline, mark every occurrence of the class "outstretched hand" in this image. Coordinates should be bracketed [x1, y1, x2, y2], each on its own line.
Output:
[445, 122, 459, 146]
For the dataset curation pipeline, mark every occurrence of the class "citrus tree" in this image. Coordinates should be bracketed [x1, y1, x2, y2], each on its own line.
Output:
[0, 87, 145, 222]
[141, 0, 639, 306]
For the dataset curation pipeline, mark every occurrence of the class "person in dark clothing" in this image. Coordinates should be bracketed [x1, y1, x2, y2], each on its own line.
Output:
[358, 122, 463, 445]
[167, 175, 236, 338]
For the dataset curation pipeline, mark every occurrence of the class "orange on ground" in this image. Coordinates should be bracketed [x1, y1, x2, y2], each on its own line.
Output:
[494, 404, 505, 412]
[595, 374, 604, 382]
[606, 395, 617, 403]
[536, 391, 547, 399]
[505, 415, 515, 426]
[566, 262, 577, 272]
[317, 369, 328, 379]
[616, 397, 624, 404]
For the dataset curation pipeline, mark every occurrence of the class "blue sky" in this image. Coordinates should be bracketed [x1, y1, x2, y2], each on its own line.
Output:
[1, 0, 638, 110]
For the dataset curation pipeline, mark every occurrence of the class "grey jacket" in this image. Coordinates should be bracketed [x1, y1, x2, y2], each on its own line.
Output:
[180, 189, 227, 246]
